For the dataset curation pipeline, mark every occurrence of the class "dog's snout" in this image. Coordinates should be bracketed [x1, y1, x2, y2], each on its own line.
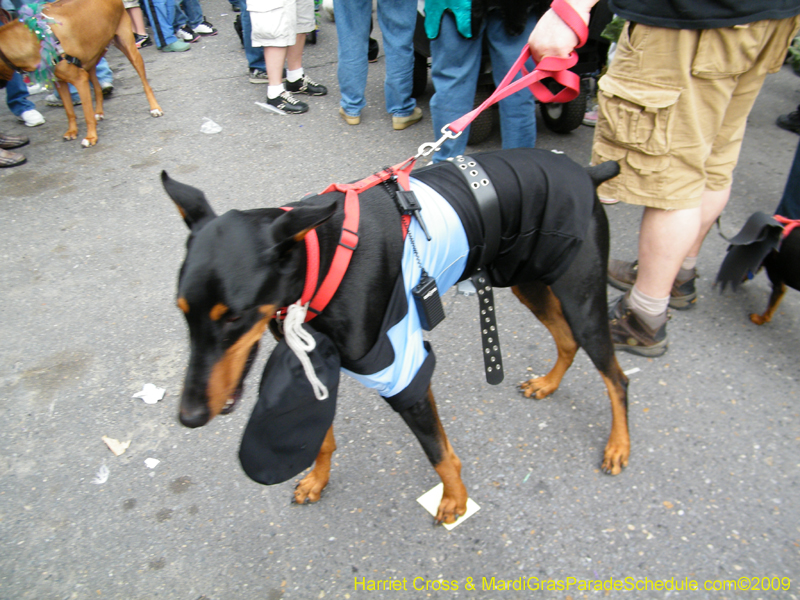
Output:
[179, 403, 210, 428]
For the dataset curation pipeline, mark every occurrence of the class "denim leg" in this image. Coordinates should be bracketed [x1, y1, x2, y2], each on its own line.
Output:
[5, 72, 35, 117]
[777, 138, 800, 220]
[429, 13, 483, 161]
[142, 0, 178, 47]
[377, 0, 416, 116]
[485, 12, 537, 150]
[95, 58, 114, 85]
[334, 0, 371, 116]
[240, 0, 266, 70]
[180, 0, 204, 29]
[173, 2, 188, 29]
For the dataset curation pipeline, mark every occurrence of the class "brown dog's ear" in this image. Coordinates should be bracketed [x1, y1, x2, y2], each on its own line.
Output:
[266, 199, 338, 257]
[161, 170, 217, 232]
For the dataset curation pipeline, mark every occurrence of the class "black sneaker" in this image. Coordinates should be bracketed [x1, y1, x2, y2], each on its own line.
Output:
[265, 91, 308, 114]
[776, 105, 800, 134]
[249, 69, 269, 84]
[285, 74, 327, 96]
[135, 33, 153, 48]
[176, 24, 200, 43]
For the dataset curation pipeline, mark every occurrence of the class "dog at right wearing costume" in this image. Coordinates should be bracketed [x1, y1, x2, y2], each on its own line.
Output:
[0, 0, 163, 147]
[716, 212, 800, 325]
[163, 148, 630, 525]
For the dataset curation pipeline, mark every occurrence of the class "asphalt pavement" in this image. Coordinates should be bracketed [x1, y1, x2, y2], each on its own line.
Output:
[1, 3, 799, 598]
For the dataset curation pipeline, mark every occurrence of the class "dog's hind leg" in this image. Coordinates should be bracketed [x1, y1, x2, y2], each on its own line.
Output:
[112, 12, 163, 117]
[89, 65, 104, 122]
[399, 387, 467, 524]
[512, 282, 578, 400]
[294, 426, 337, 504]
[751, 281, 786, 325]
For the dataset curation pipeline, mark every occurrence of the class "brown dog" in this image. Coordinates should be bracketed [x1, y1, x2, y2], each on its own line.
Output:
[0, 0, 162, 146]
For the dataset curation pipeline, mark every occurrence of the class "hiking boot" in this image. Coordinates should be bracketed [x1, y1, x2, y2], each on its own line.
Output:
[607, 259, 697, 310]
[608, 293, 669, 357]
[264, 91, 308, 115]
[285, 74, 327, 96]
[339, 107, 360, 125]
[392, 106, 423, 130]
[777, 106, 800, 135]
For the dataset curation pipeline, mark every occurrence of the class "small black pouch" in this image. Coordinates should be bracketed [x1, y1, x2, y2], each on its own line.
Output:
[239, 325, 340, 486]
[412, 271, 445, 331]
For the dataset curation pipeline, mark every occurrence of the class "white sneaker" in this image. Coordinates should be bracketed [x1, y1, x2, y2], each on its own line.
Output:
[18, 109, 45, 127]
[322, 0, 334, 21]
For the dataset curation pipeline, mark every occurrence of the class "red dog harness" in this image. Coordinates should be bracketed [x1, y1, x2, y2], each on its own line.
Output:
[277, 158, 415, 322]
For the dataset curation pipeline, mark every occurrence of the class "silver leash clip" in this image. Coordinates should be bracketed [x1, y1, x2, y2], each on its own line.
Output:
[414, 125, 463, 161]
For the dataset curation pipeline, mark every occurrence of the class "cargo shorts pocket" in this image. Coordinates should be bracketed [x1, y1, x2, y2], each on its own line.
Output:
[691, 22, 772, 78]
[594, 135, 671, 200]
[596, 76, 682, 157]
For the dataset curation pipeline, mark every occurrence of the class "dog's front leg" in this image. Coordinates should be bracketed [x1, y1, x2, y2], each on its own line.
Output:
[294, 425, 336, 504]
[400, 387, 467, 524]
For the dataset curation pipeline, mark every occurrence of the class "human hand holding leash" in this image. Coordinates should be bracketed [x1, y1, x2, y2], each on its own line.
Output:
[527, 0, 596, 63]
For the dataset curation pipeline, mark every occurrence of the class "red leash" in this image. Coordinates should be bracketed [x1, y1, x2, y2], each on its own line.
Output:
[447, 0, 588, 136]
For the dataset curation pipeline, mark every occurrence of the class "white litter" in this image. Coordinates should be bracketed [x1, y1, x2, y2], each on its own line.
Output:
[200, 117, 222, 134]
[102, 435, 131, 456]
[133, 383, 165, 404]
[624, 367, 641, 376]
[92, 464, 109, 484]
[144, 458, 160, 469]
[417, 483, 480, 530]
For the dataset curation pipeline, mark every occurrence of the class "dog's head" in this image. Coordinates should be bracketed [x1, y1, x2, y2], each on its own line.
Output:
[162, 171, 335, 428]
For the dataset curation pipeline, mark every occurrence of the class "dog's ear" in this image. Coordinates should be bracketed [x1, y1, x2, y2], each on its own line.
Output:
[266, 199, 338, 256]
[162, 171, 217, 232]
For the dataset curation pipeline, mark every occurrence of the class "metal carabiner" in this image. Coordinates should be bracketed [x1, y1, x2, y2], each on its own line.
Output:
[414, 125, 463, 161]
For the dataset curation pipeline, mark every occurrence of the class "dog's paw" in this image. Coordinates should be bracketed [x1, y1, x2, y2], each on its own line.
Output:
[601, 440, 629, 475]
[435, 493, 467, 525]
[151, 108, 164, 118]
[95, 113, 105, 121]
[293, 471, 329, 504]
[81, 138, 97, 148]
[520, 376, 558, 400]
[750, 313, 768, 325]
[63, 131, 78, 141]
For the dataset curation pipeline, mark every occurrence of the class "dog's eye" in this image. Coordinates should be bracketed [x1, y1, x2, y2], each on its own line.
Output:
[225, 315, 241, 324]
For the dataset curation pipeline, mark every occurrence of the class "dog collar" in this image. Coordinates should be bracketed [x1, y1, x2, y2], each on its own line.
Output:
[278, 158, 416, 322]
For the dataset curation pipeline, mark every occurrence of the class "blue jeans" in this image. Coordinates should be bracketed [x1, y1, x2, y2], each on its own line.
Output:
[239, 0, 265, 71]
[335, 0, 416, 117]
[5, 72, 36, 117]
[174, 0, 203, 30]
[777, 138, 800, 220]
[429, 10, 537, 161]
[51, 58, 113, 102]
[142, 0, 179, 47]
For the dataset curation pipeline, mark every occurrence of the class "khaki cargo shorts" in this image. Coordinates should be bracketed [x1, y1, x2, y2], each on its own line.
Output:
[593, 16, 800, 209]
[248, 0, 315, 47]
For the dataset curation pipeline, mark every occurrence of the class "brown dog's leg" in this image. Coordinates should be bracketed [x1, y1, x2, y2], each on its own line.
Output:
[514, 281, 630, 475]
[512, 283, 578, 399]
[112, 13, 163, 117]
[294, 425, 336, 504]
[751, 282, 786, 325]
[89, 65, 104, 122]
[54, 62, 98, 146]
[399, 387, 467, 524]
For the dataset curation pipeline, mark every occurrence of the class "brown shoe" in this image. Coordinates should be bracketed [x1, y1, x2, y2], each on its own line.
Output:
[0, 148, 26, 168]
[0, 132, 29, 150]
[608, 293, 669, 357]
[607, 259, 697, 310]
[392, 106, 423, 130]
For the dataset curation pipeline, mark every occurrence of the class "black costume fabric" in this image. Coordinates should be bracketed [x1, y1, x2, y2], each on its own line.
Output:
[608, 0, 800, 29]
[239, 326, 340, 486]
[413, 148, 595, 286]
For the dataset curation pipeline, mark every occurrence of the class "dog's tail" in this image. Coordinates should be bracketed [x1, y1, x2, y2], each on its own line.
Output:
[586, 161, 620, 187]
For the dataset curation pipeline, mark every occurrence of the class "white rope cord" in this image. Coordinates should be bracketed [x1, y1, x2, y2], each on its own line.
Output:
[283, 302, 329, 400]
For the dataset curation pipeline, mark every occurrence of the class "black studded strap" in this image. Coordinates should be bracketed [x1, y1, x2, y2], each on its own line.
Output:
[471, 268, 503, 385]
[449, 155, 501, 266]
